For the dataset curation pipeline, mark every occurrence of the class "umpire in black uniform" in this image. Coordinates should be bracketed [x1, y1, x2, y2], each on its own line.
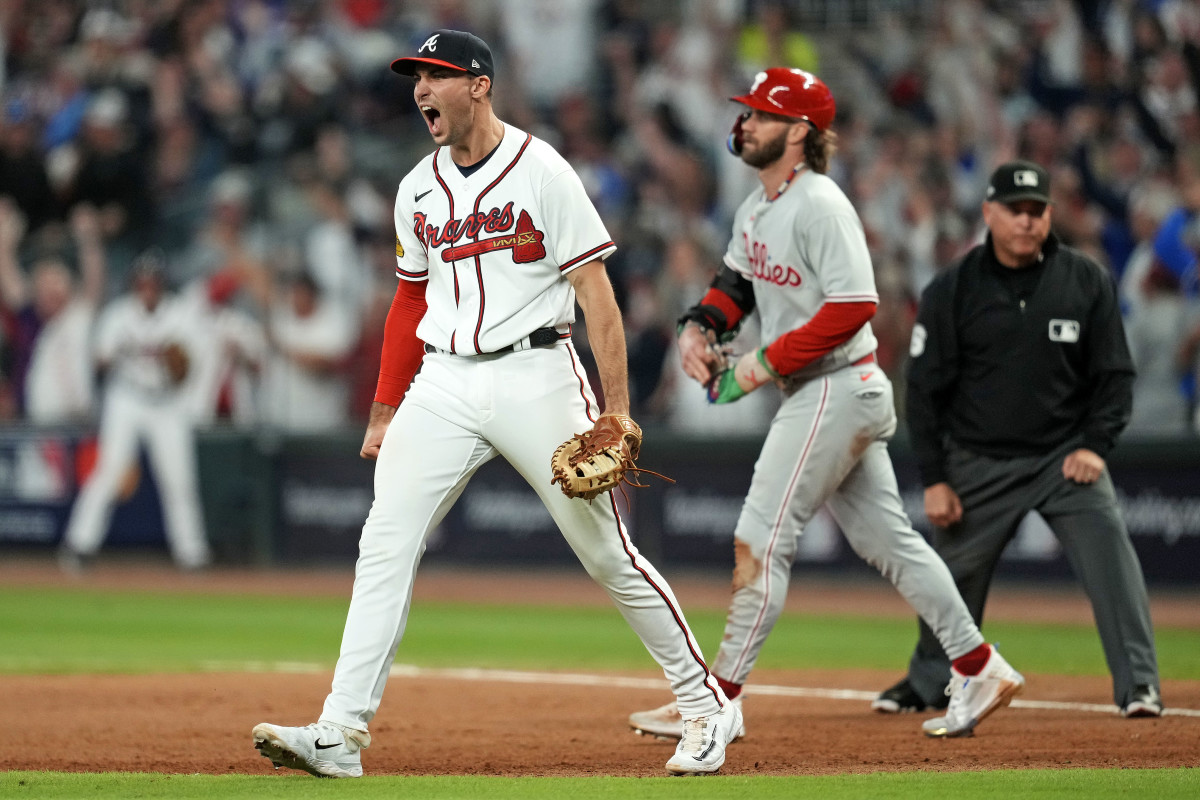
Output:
[872, 160, 1162, 718]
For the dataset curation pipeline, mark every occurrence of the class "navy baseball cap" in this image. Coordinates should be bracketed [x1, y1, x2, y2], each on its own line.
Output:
[986, 160, 1052, 204]
[390, 30, 494, 80]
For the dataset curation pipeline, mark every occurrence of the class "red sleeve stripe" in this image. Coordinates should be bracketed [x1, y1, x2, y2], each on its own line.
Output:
[396, 267, 428, 279]
[558, 242, 616, 273]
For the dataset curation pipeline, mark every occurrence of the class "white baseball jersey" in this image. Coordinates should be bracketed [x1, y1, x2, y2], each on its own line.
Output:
[94, 294, 195, 397]
[316, 120, 728, 740]
[392, 122, 616, 354]
[63, 289, 209, 569]
[722, 168, 878, 375]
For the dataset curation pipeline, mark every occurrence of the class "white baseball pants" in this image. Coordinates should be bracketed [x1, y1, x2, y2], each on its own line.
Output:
[62, 388, 210, 568]
[321, 343, 724, 731]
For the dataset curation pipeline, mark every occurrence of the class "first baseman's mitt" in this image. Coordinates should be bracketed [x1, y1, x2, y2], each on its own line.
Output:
[162, 342, 190, 385]
[550, 414, 672, 502]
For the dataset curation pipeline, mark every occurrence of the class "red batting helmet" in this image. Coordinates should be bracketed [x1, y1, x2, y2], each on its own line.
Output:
[727, 67, 836, 155]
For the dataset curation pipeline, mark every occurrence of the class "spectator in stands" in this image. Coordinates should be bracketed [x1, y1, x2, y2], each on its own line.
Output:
[0, 100, 59, 236]
[259, 272, 356, 433]
[0, 200, 106, 423]
[1120, 181, 1193, 436]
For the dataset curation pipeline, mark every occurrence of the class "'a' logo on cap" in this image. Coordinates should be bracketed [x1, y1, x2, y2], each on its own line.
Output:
[419, 33, 439, 53]
[1014, 169, 1039, 187]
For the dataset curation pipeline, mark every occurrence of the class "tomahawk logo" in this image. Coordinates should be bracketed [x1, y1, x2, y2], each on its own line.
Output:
[419, 34, 439, 53]
[1014, 169, 1040, 187]
[441, 210, 547, 264]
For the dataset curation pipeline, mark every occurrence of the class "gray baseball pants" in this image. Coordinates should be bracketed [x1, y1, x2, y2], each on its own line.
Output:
[905, 439, 1160, 708]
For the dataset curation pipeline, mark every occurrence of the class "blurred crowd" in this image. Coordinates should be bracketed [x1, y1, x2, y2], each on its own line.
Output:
[3, 0, 1200, 438]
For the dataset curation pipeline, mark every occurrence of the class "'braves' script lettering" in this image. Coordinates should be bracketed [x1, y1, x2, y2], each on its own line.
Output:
[414, 202, 516, 249]
[745, 235, 802, 287]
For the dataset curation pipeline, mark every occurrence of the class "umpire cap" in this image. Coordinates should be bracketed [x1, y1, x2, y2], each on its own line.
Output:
[390, 30, 494, 80]
[986, 160, 1052, 205]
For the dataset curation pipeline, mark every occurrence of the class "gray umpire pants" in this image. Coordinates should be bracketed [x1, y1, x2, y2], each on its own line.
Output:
[906, 438, 1160, 709]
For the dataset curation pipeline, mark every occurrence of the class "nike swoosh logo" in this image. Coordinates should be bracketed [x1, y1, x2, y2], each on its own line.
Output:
[414, 189, 433, 202]
[692, 729, 718, 761]
[860, 372, 871, 381]
[314, 739, 340, 750]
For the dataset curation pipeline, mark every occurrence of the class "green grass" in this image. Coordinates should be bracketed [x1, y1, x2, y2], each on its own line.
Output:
[0, 586, 1196, 678]
[1, 584, 1196, 797]
[3, 769, 1198, 799]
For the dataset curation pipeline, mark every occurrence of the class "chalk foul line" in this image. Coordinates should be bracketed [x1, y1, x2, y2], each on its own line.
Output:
[200, 661, 1200, 718]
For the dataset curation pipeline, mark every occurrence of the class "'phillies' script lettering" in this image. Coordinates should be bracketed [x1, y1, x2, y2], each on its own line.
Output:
[745, 235, 802, 287]
[414, 202, 516, 248]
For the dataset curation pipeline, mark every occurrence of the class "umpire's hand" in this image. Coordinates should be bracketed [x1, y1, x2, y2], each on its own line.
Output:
[1062, 448, 1105, 484]
[924, 482, 963, 528]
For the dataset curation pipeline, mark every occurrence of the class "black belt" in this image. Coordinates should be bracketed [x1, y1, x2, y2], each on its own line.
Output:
[424, 327, 562, 355]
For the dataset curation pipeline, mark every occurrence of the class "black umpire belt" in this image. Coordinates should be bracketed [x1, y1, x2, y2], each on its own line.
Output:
[424, 327, 563, 356]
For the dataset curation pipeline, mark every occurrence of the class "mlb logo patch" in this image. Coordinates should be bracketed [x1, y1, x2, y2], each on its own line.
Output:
[1048, 319, 1080, 343]
[1014, 169, 1040, 187]
[909, 323, 927, 357]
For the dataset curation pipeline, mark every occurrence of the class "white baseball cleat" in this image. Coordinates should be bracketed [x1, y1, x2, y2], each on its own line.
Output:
[665, 701, 744, 775]
[252, 721, 370, 778]
[630, 695, 745, 742]
[921, 645, 1024, 738]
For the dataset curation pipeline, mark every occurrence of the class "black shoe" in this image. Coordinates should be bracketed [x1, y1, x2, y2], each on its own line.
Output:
[1122, 685, 1163, 718]
[871, 677, 945, 713]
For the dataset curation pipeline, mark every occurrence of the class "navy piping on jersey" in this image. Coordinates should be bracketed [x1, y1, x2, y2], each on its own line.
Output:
[468, 133, 533, 354]
[430, 150, 459, 353]
[559, 241, 616, 273]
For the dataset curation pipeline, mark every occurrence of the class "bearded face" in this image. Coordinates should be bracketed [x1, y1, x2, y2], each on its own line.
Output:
[740, 125, 790, 169]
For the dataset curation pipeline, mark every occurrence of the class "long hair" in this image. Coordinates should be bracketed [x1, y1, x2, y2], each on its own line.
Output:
[804, 127, 838, 175]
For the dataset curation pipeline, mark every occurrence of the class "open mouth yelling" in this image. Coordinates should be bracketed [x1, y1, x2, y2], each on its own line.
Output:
[421, 105, 443, 137]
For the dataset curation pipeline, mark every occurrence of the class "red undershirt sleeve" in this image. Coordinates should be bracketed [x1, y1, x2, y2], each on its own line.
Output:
[373, 278, 428, 407]
[763, 300, 877, 375]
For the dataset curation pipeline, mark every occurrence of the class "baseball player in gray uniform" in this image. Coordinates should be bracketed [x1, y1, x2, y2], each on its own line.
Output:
[252, 30, 740, 778]
[629, 68, 1022, 741]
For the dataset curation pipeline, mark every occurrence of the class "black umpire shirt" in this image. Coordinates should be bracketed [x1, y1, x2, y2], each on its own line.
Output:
[906, 231, 1135, 487]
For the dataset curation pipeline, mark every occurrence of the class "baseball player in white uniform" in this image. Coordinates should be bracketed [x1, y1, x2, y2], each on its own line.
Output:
[252, 30, 741, 778]
[628, 68, 1023, 741]
[59, 250, 210, 571]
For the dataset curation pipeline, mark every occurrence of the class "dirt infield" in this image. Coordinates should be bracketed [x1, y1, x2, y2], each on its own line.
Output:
[3, 559, 1199, 777]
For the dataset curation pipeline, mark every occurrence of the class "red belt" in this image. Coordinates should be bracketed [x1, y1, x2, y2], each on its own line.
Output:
[853, 352, 877, 366]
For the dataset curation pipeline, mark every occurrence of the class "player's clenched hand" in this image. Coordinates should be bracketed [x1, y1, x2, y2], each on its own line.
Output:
[678, 323, 724, 385]
[924, 482, 963, 528]
[360, 402, 398, 460]
[1062, 448, 1105, 484]
[707, 348, 778, 404]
